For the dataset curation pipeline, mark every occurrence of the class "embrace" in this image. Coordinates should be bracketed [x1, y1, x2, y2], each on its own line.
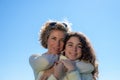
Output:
[29, 20, 98, 80]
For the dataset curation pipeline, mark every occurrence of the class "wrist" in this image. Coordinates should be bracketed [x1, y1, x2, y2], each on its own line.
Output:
[68, 67, 76, 73]
[53, 73, 59, 80]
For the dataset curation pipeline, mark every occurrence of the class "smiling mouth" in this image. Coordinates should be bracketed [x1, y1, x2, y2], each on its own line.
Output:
[56, 49, 61, 52]
[54, 48, 61, 52]
[70, 53, 77, 56]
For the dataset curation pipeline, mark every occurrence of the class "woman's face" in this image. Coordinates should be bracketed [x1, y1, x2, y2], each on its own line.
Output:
[47, 30, 65, 54]
[64, 36, 82, 61]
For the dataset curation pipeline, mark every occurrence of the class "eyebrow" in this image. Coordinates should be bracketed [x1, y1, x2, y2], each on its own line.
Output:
[67, 42, 73, 44]
[50, 35, 65, 40]
[67, 42, 82, 45]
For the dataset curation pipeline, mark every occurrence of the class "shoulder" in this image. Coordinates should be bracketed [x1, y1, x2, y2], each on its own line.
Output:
[76, 60, 94, 73]
[76, 60, 93, 67]
[59, 55, 68, 60]
[29, 53, 42, 61]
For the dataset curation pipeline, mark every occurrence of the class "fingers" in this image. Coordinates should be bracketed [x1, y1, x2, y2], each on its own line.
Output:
[53, 62, 66, 79]
[40, 67, 54, 80]
[60, 59, 76, 72]
[60, 59, 73, 66]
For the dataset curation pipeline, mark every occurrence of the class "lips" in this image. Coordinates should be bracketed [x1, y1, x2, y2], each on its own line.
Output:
[55, 49, 61, 52]
[54, 47, 61, 52]
[70, 52, 77, 56]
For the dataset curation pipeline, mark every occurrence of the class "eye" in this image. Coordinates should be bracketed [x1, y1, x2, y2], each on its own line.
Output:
[67, 43, 73, 47]
[78, 45, 82, 48]
[66, 42, 73, 47]
[51, 37, 56, 40]
[68, 44, 72, 46]
[60, 38, 64, 42]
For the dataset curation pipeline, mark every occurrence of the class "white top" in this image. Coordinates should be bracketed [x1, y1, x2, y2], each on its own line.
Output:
[29, 53, 94, 80]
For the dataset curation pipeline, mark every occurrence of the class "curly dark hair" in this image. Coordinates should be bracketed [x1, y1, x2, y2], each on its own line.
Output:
[63, 32, 98, 80]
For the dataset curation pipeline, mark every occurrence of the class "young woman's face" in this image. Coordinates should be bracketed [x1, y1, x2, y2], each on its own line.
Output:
[65, 36, 82, 61]
[47, 30, 65, 54]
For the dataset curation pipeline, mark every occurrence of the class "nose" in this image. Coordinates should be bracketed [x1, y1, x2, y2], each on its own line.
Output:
[73, 46, 77, 52]
[55, 40, 60, 47]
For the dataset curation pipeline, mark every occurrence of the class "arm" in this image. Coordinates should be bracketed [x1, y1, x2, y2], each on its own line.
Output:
[47, 75, 57, 80]
[29, 53, 58, 72]
[47, 60, 82, 80]
[66, 70, 81, 80]
[47, 63, 81, 80]
[47, 71, 81, 80]
[40, 62, 64, 80]
[76, 61, 94, 73]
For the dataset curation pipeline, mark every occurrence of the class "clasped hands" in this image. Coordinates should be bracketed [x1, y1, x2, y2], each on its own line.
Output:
[40, 59, 76, 80]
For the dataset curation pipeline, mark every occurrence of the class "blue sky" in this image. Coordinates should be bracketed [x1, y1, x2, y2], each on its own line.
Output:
[0, 0, 120, 80]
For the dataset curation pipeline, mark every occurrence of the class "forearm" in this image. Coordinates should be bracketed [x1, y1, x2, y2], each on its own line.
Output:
[29, 54, 58, 71]
[47, 75, 57, 80]
[67, 70, 81, 80]
[76, 61, 94, 73]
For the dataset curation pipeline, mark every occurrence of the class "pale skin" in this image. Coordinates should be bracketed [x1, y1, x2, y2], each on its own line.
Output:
[41, 35, 96, 80]
[64, 36, 82, 61]
[41, 36, 83, 80]
[60, 36, 83, 72]
[47, 30, 65, 55]
[40, 30, 66, 80]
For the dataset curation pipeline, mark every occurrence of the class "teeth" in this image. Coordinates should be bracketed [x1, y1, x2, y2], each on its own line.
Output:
[71, 53, 77, 56]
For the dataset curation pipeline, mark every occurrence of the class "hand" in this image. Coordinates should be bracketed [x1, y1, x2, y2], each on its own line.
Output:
[40, 67, 54, 80]
[53, 62, 66, 79]
[61, 59, 76, 72]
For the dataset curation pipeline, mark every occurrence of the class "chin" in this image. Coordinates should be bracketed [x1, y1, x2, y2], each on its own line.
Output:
[70, 58, 76, 61]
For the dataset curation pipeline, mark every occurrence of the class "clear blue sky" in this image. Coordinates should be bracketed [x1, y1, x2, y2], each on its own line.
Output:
[0, 0, 120, 80]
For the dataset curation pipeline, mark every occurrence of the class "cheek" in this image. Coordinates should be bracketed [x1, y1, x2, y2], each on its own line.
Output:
[78, 53, 82, 58]
[65, 52, 70, 59]
[64, 48, 72, 57]
[64, 47, 70, 52]
[47, 39, 54, 47]
[77, 49, 82, 57]
[60, 42, 64, 47]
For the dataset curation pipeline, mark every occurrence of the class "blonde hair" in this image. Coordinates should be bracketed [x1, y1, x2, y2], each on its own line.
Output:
[39, 20, 71, 48]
